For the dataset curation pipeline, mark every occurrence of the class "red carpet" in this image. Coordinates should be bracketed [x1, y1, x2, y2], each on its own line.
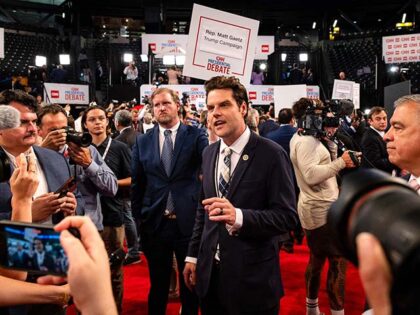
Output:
[118, 242, 365, 315]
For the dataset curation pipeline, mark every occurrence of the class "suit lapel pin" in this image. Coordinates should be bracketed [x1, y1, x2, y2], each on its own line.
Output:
[242, 154, 249, 161]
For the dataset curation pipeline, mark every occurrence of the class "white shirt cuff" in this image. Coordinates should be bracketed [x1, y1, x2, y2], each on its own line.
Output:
[226, 208, 243, 235]
[185, 256, 197, 264]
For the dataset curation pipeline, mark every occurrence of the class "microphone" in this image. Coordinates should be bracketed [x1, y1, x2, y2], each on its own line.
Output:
[0, 105, 20, 130]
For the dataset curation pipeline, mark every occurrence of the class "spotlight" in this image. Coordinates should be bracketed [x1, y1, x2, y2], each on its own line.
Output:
[281, 53, 287, 62]
[333, 19, 338, 28]
[402, 13, 407, 23]
[364, 109, 371, 115]
[163, 55, 175, 65]
[123, 53, 133, 63]
[312, 22, 316, 29]
[390, 66, 399, 73]
[175, 55, 185, 66]
[59, 54, 70, 65]
[35, 55, 47, 67]
[140, 54, 148, 62]
[259, 63, 267, 71]
[299, 53, 308, 62]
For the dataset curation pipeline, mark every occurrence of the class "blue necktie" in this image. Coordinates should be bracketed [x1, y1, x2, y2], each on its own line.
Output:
[162, 130, 175, 213]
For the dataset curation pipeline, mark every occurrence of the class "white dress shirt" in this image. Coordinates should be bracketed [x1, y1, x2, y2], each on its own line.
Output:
[158, 121, 180, 154]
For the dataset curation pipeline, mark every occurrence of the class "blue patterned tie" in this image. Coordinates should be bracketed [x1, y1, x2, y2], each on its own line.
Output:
[162, 130, 175, 213]
[218, 148, 232, 197]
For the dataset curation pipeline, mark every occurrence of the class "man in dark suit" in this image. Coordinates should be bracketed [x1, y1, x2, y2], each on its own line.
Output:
[114, 109, 142, 265]
[115, 109, 138, 148]
[258, 105, 279, 137]
[183, 76, 298, 315]
[31, 238, 55, 272]
[132, 87, 208, 315]
[266, 108, 303, 251]
[360, 106, 395, 173]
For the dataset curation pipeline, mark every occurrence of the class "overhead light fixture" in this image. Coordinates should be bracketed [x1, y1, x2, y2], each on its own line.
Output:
[299, 53, 308, 62]
[402, 13, 407, 23]
[123, 53, 133, 63]
[59, 54, 70, 65]
[353, 21, 357, 24]
[259, 63, 267, 71]
[175, 55, 185, 66]
[390, 66, 399, 73]
[396, 22, 413, 28]
[163, 55, 175, 65]
[312, 22, 316, 29]
[333, 19, 338, 28]
[364, 109, 371, 115]
[378, 18, 382, 22]
[281, 53, 287, 62]
[103, 24, 106, 28]
[62, 12, 65, 18]
[140, 54, 148, 62]
[125, 18, 129, 22]
[35, 55, 47, 67]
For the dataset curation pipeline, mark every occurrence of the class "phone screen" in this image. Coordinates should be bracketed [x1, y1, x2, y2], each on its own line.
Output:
[0, 222, 68, 275]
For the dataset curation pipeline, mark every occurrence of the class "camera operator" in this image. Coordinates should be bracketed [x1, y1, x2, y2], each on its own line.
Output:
[355, 94, 420, 314]
[290, 97, 359, 315]
[37, 104, 118, 231]
[123, 62, 138, 86]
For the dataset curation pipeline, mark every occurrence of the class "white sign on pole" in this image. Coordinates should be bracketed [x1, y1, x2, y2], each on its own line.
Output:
[246, 85, 274, 105]
[0, 28, 4, 59]
[306, 85, 320, 99]
[352, 83, 360, 109]
[254, 36, 275, 60]
[382, 33, 420, 64]
[183, 4, 259, 83]
[273, 85, 307, 115]
[44, 83, 89, 105]
[332, 79, 354, 100]
[140, 84, 207, 111]
[141, 34, 188, 57]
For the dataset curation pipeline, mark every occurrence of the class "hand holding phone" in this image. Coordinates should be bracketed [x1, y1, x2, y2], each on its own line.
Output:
[38, 217, 118, 315]
[0, 221, 80, 276]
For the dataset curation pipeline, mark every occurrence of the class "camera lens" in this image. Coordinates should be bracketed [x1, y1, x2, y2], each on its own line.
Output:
[328, 168, 420, 313]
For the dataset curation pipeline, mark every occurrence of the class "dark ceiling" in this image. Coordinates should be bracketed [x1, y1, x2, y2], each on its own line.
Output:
[0, 0, 418, 36]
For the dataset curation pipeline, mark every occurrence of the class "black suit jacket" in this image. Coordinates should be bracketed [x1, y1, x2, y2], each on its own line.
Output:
[187, 132, 298, 313]
[131, 123, 208, 235]
[360, 127, 395, 173]
[115, 126, 138, 149]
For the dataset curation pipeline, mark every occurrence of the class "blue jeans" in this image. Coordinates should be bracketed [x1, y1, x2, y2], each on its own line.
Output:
[123, 200, 140, 258]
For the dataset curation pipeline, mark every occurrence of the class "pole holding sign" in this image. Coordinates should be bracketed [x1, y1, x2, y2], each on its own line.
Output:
[183, 4, 259, 83]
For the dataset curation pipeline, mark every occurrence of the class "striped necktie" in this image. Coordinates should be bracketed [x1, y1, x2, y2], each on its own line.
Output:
[218, 147, 232, 197]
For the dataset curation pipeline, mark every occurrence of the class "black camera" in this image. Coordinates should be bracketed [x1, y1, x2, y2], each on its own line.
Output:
[328, 169, 420, 314]
[0, 147, 12, 183]
[298, 99, 354, 138]
[181, 92, 190, 106]
[65, 127, 92, 147]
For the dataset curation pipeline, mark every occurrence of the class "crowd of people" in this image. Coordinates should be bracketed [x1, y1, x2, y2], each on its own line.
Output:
[0, 78, 418, 315]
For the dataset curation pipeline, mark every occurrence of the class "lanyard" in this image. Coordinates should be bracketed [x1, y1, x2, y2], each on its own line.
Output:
[101, 138, 112, 160]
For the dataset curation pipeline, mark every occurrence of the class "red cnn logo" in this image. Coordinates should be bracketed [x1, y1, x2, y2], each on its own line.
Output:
[51, 90, 59, 98]
[261, 45, 269, 53]
[249, 91, 257, 100]
[150, 43, 156, 51]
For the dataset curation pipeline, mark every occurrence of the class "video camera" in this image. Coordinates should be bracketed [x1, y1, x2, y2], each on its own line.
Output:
[65, 127, 92, 148]
[328, 169, 420, 314]
[181, 92, 190, 106]
[297, 99, 354, 138]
